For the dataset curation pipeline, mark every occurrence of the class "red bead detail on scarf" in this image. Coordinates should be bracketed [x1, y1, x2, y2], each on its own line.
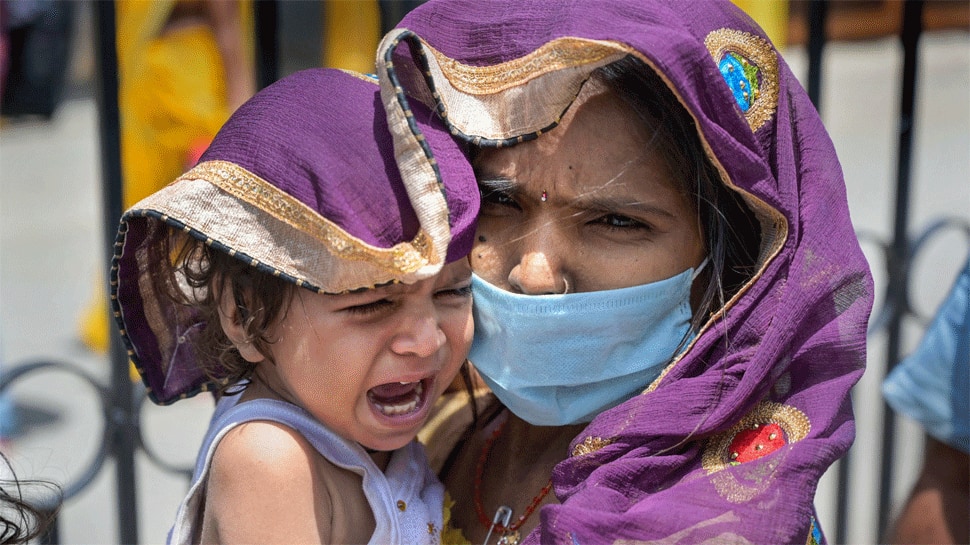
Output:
[727, 422, 786, 464]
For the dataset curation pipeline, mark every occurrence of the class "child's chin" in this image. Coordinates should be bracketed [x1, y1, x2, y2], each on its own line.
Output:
[360, 433, 415, 453]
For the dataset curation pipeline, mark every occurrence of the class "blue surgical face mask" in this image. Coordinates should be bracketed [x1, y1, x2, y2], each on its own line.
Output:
[469, 260, 707, 426]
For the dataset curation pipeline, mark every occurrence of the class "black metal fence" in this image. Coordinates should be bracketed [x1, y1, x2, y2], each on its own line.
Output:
[1, 1, 967, 543]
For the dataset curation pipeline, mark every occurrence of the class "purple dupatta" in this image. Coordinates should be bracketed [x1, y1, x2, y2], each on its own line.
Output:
[376, 1, 873, 543]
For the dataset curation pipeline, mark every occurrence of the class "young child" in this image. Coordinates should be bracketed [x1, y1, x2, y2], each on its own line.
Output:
[110, 68, 478, 544]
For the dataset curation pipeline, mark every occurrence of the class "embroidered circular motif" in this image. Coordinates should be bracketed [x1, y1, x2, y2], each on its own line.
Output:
[704, 28, 779, 132]
[701, 401, 811, 503]
[703, 401, 810, 473]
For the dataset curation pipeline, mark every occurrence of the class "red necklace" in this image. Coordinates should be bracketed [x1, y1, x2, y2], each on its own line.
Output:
[473, 415, 554, 538]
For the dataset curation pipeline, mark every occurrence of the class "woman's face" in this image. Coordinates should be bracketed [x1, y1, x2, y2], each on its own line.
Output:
[472, 85, 706, 294]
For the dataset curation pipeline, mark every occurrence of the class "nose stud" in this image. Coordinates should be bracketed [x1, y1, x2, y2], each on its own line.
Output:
[540, 190, 548, 202]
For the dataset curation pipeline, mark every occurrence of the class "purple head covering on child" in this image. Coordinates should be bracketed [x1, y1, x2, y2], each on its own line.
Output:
[112, 68, 478, 405]
[376, 0, 873, 543]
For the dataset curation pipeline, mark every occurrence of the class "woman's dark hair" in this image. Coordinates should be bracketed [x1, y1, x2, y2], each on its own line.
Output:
[161, 232, 296, 394]
[595, 55, 761, 330]
[1, 453, 60, 544]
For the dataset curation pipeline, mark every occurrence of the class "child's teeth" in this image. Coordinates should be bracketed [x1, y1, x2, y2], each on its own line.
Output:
[373, 381, 424, 416]
[376, 398, 418, 415]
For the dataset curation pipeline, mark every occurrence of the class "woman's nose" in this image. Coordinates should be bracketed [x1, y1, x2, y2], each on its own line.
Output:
[390, 307, 446, 358]
[508, 249, 569, 295]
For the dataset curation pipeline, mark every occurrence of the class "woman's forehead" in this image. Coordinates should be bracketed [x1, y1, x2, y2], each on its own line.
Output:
[473, 94, 678, 199]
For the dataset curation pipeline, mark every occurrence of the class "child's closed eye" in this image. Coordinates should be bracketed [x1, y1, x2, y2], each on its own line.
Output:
[435, 285, 473, 300]
[343, 298, 394, 315]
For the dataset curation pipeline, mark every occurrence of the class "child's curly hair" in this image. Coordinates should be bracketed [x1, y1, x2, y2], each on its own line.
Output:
[149, 225, 480, 407]
[159, 230, 296, 395]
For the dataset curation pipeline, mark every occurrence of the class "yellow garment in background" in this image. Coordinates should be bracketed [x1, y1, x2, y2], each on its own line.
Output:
[323, 0, 380, 74]
[733, 0, 789, 49]
[117, 0, 252, 207]
[80, 0, 252, 355]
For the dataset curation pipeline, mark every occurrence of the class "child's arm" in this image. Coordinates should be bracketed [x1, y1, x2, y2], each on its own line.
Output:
[200, 421, 334, 543]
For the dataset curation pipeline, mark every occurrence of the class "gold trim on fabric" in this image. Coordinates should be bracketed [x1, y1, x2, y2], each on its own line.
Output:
[338, 69, 379, 85]
[180, 160, 437, 275]
[704, 28, 779, 132]
[701, 401, 810, 475]
[571, 436, 615, 458]
[425, 37, 631, 95]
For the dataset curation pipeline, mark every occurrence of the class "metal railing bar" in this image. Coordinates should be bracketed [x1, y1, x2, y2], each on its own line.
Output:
[853, 219, 970, 340]
[0, 361, 111, 504]
[806, 0, 829, 109]
[133, 388, 193, 481]
[254, 1, 280, 90]
[877, 0, 925, 537]
[93, 1, 139, 543]
[904, 218, 970, 320]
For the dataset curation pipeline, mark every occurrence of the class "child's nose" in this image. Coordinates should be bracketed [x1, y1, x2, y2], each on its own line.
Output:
[390, 306, 446, 358]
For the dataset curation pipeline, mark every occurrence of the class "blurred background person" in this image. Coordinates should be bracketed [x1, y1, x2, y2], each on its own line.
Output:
[78, 0, 255, 355]
[0, 0, 74, 119]
[883, 256, 969, 544]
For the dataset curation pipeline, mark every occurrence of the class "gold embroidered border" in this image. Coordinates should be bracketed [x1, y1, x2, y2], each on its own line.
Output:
[338, 69, 380, 85]
[704, 28, 779, 132]
[701, 401, 811, 475]
[179, 160, 437, 275]
[571, 436, 615, 458]
[425, 37, 629, 96]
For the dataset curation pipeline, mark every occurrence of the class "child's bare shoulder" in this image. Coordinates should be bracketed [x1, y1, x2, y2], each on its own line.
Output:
[213, 419, 326, 476]
[202, 420, 336, 542]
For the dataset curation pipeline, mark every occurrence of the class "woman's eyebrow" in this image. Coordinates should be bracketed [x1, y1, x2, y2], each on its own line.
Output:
[476, 174, 519, 196]
[571, 194, 676, 218]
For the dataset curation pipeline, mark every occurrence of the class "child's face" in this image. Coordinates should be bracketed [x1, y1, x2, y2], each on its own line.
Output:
[251, 259, 474, 451]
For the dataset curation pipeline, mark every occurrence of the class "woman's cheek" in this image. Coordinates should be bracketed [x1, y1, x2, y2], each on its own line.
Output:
[470, 238, 509, 286]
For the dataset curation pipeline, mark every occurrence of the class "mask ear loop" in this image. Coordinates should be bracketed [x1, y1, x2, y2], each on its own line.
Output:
[691, 256, 711, 282]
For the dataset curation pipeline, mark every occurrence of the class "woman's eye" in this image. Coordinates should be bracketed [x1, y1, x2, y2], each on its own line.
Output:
[591, 214, 647, 230]
[344, 299, 394, 315]
[480, 188, 520, 210]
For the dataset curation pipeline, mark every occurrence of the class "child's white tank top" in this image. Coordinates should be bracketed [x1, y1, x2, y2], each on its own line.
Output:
[168, 395, 446, 544]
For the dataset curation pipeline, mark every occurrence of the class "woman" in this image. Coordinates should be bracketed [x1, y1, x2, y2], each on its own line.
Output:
[377, 0, 873, 543]
[80, 0, 255, 354]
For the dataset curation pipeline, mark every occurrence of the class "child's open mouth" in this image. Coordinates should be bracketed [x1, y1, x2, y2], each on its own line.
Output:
[366, 379, 428, 417]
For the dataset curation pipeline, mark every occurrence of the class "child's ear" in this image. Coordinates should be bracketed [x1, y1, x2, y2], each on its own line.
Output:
[216, 281, 265, 364]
